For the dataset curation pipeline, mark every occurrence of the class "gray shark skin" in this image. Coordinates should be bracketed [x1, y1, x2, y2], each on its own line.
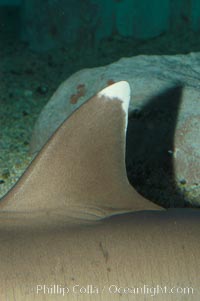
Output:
[0, 81, 199, 301]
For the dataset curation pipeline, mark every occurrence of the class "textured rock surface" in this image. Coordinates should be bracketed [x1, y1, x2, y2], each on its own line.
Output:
[30, 53, 200, 206]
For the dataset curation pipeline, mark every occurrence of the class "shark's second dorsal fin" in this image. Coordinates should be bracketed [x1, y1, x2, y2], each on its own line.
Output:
[0, 81, 162, 227]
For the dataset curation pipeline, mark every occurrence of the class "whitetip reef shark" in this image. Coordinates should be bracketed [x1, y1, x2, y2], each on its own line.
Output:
[0, 81, 199, 301]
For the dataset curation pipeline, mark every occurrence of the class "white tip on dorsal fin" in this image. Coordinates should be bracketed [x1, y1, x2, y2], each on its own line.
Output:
[98, 81, 130, 111]
[98, 81, 130, 131]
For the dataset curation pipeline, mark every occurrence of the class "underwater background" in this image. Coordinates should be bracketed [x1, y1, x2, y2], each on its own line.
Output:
[0, 0, 200, 206]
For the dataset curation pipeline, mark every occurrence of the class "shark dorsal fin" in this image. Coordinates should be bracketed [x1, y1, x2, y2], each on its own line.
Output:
[1, 81, 161, 226]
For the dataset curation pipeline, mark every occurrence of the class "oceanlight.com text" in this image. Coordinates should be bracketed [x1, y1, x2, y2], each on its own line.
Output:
[29, 283, 196, 297]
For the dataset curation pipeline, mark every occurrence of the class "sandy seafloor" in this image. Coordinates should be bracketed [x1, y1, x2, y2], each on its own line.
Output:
[0, 28, 200, 206]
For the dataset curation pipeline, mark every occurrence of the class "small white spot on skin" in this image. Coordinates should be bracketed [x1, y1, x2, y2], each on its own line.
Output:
[168, 148, 180, 159]
[98, 81, 131, 132]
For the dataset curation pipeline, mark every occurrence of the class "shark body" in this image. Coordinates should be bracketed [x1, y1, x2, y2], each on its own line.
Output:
[0, 81, 199, 301]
